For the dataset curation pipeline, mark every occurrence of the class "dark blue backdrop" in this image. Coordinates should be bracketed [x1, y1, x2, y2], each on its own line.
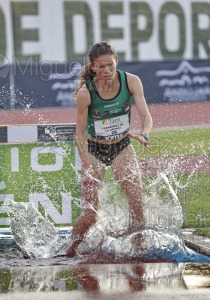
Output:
[0, 59, 210, 109]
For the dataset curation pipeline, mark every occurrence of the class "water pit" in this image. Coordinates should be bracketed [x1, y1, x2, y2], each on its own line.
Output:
[0, 123, 210, 299]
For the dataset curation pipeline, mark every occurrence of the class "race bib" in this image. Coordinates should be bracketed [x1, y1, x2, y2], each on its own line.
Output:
[94, 114, 129, 140]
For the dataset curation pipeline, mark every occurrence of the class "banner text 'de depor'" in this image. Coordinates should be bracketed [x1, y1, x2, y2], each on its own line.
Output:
[0, 0, 210, 62]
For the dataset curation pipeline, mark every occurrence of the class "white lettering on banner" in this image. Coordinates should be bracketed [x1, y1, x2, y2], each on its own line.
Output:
[0, 194, 72, 225]
[0, 194, 14, 225]
[0, 0, 210, 62]
[30, 193, 72, 224]
[11, 147, 19, 172]
[31, 147, 64, 171]
[0, 181, 6, 190]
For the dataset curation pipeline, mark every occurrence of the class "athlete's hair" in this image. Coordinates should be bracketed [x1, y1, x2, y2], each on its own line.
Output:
[73, 41, 118, 98]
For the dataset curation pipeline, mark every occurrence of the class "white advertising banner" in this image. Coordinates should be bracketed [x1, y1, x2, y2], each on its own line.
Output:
[0, 0, 210, 63]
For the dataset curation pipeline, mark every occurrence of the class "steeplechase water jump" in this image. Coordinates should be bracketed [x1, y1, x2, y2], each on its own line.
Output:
[1, 0, 210, 298]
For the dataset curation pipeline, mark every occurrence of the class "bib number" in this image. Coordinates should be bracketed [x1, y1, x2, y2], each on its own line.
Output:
[94, 114, 129, 140]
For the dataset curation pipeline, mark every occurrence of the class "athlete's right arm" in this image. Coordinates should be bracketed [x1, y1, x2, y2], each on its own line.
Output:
[75, 85, 92, 170]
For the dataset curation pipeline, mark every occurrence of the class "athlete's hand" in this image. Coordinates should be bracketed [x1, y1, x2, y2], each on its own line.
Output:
[128, 132, 152, 152]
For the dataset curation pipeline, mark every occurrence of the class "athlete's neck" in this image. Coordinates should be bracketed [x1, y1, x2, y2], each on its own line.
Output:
[94, 72, 119, 92]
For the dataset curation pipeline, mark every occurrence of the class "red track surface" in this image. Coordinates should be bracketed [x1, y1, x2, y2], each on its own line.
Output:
[0, 101, 210, 129]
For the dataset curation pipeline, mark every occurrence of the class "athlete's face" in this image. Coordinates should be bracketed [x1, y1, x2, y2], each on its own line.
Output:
[91, 55, 118, 80]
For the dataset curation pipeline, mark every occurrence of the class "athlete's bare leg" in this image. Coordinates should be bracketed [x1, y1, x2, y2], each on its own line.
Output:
[67, 156, 105, 257]
[112, 144, 145, 233]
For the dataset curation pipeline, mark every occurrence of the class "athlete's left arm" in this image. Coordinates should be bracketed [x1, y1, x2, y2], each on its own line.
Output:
[127, 73, 153, 146]
[127, 73, 152, 133]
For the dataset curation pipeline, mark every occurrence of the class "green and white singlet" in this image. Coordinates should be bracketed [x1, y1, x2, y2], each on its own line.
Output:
[86, 70, 132, 140]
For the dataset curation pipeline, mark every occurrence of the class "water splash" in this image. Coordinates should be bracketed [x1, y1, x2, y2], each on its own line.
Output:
[2, 125, 210, 263]
[76, 172, 210, 263]
[4, 199, 69, 258]
[3, 169, 210, 263]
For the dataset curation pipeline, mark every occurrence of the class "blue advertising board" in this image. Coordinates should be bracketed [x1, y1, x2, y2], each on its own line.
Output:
[0, 59, 210, 109]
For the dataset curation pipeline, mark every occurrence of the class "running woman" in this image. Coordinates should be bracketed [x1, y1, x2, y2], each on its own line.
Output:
[67, 41, 153, 257]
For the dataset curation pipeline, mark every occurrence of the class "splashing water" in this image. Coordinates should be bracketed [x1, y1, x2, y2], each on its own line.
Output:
[3, 199, 69, 258]
[2, 127, 210, 263]
[3, 170, 210, 263]
[77, 173, 209, 262]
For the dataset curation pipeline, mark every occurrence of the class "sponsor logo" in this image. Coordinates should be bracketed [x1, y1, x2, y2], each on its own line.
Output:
[124, 102, 130, 111]
[93, 111, 101, 118]
[155, 60, 210, 103]
[104, 111, 110, 117]
[102, 119, 109, 125]
[38, 125, 76, 142]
